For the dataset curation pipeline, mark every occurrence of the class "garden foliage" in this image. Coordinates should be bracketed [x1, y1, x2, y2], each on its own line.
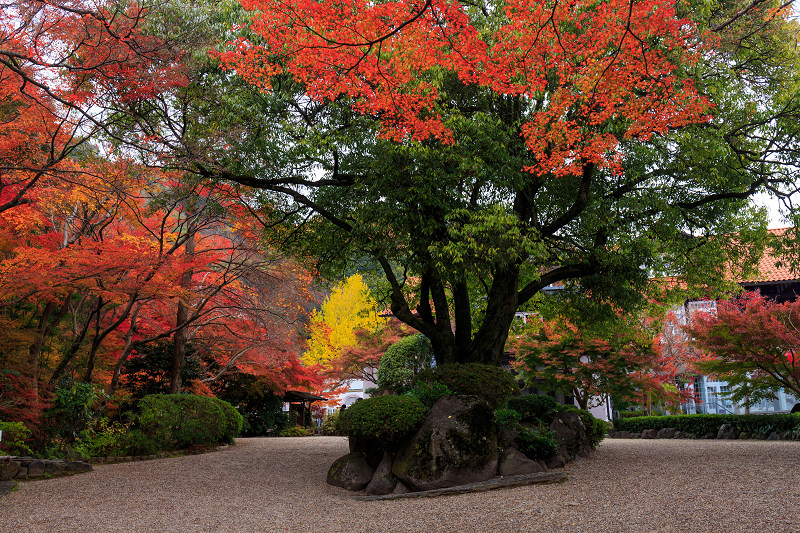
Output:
[417, 363, 520, 408]
[376, 334, 434, 393]
[337, 395, 427, 443]
[137, 394, 243, 450]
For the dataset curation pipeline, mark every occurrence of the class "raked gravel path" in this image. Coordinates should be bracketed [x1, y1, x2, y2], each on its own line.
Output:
[1, 437, 799, 532]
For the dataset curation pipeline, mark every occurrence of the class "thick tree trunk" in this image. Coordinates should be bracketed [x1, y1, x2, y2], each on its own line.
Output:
[460, 265, 520, 365]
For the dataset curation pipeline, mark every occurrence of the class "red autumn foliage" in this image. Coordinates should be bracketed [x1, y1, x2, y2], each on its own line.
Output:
[514, 312, 692, 410]
[685, 291, 800, 397]
[220, 0, 710, 176]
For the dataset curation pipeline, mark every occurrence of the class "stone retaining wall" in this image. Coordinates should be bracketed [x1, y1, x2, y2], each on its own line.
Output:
[0, 445, 228, 481]
[0, 456, 92, 481]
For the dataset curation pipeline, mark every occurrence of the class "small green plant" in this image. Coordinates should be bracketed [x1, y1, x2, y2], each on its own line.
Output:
[517, 426, 558, 461]
[0, 420, 32, 456]
[321, 413, 340, 436]
[416, 363, 520, 409]
[613, 413, 800, 437]
[493, 408, 523, 430]
[406, 381, 452, 408]
[41, 381, 105, 449]
[337, 395, 427, 443]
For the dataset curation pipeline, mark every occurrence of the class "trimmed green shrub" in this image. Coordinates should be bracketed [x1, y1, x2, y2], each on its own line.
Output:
[377, 334, 434, 393]
[507, 394, 559, 422]
[337, 395, 427, 443]
[416, 363, 520, 409]
[614, 413, 800, 437]
[0, 420, 32, 456]
[136, 394, 243, 450]
[406, 381, 452, 408]
[517, 426, 558, 460]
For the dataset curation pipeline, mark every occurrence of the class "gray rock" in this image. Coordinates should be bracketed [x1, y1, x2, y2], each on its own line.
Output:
[767, 431, 779, 441]
[65, 461, 92, 474]
[656, 428, 676, 439]
[498, 448, 546, 476]
[641, 429, 657, 439]
[365, 450, 397, 496]
[392, 481, 410, 494]
[392, 396, 498, 492]
[545, 453, 566, 469]
[550, 412, 591, 458]
[327, 452, 374, 491]
[348, 435, 383, 469]
[498, 428, 521, 450]
[26, 460, 46, 476]
[0, 462, 20, 481]
[45, 461, 66, 475]
[717, 424, 739, 440]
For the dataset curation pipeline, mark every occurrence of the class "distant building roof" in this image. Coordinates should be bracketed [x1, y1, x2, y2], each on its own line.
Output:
[282, 391, 327, 403]
[740, 228, 797, 284]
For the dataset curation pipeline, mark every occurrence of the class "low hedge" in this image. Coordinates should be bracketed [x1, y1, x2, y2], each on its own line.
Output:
[416, 363, 520, 409]
[137, 394, 244, 450]
[614, 413, 800, 436]
[337, 395, 427, 443]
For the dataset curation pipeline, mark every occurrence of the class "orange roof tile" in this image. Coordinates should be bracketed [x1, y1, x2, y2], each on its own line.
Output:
[739, 228, 797, 284]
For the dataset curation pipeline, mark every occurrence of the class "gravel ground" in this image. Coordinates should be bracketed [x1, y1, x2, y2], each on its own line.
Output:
[1, 437, 799, 532]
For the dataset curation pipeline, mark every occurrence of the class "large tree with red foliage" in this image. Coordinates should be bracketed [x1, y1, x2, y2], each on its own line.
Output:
[686, 291, 800, 401]
[195, 0, 797, 366]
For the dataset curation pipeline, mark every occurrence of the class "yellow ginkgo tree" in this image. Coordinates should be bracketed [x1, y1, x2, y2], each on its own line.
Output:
[303, 274, 385, 368]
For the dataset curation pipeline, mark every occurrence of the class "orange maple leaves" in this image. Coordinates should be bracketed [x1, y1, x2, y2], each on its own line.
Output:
[221, 0, 711, 177]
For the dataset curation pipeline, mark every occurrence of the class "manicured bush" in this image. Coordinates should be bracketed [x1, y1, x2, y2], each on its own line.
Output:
[376, 334, 434, 393]
[507, 394, 559, 422]
[337, 395, 427, 443]
[0, 420, 32, 456]
[406, 381, 452, 408]
[614, 413, 800, 437]
[517, 426, 558, 460]
[136, 394, 243, 450]
[416, 363, 520, 409]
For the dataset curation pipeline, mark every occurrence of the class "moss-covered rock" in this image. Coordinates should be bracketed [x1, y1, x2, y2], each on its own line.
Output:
[326, 452, 374, 491]
[391, 395, 498, 491]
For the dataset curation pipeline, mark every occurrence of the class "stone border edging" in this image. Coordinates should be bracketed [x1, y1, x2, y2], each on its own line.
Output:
[352, 471, 567, 501]
[87, 444, 230, 465]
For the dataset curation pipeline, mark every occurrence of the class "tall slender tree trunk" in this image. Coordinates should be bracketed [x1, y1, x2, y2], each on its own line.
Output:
[170, 227, 195, 394]
[107, 304, 140, 396]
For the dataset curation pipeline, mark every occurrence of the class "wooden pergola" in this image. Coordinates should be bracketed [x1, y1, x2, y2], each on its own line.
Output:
[282, 390, 328, 427]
